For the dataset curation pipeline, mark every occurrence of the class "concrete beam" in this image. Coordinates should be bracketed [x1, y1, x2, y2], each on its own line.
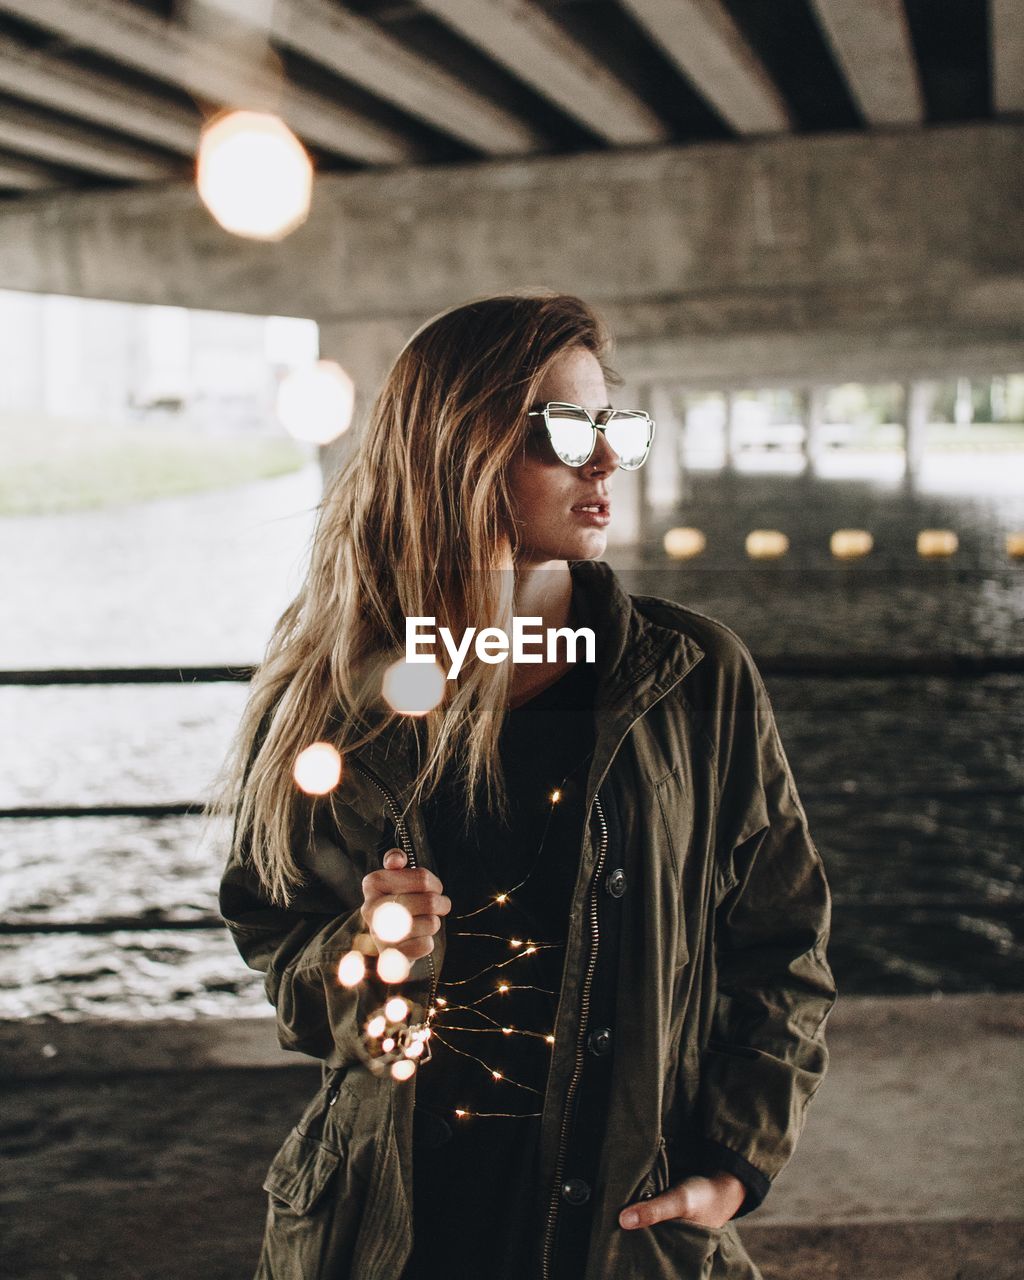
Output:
[992, 0, 1024, 115]
[260, 0, 541, 156]
[0, 102, 179, 180]
[416, 0, 671, 146]
[0, 34, 198, 156]
[619, 0, 791, 135]
[0, 123, 1020, 391]
[0, 0, 415, 165]
[0, 154, 61, 191]
[808, 0, 924, 126]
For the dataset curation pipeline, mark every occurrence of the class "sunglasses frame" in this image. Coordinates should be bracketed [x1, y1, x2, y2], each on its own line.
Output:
[526, 401, 656, 471]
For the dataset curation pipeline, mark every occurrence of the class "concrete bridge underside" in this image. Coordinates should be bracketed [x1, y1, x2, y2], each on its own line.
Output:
[1, 120, 1021, 536]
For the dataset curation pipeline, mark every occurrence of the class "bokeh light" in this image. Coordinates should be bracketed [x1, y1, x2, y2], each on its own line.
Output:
[336, 950, 366, 988]
[196, 110, 312, 241]
[382, 658, 447, 716]
[292, 741, 342, 795]
[377, 947, 412, 984]
[276, 360, 355, 445]
[371, 900, 413, 944]
[385, 996, 410, 1023]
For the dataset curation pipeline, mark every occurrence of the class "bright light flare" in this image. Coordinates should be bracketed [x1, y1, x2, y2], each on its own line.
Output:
[391, 1059, 416, 1080]
[293, 742, 342, 795]
[367, 1015, 386, 1038]
[276, 361, 355, 445]
[336, 950, 366, 988]
[382, 659, 446, 716]
[371, 901, 413, 944]
[377, 947, 412, 984]
[197, 110, 312, 241]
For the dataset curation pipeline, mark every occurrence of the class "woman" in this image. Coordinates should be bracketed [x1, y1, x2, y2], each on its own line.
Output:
[214, 291, 837, 1280]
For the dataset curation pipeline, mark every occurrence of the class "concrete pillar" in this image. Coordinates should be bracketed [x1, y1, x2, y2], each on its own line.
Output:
[903, 379, 934, 484]
[801, 384, 830, 473]
[639, 382, 683, 511]
[723, 390, 739, 470]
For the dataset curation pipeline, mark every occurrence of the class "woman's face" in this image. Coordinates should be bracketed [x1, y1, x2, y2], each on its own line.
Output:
[507, 346, 620, 565]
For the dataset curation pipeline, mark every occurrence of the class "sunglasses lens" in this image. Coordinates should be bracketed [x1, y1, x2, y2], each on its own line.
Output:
[546, 406, 596, 466]
[604, 412, 652, 469]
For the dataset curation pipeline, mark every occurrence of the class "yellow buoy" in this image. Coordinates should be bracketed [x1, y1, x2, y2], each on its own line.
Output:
[917, 529, 958, 558]
[663, 527, 706, 560]
[745, 530, 789, 560]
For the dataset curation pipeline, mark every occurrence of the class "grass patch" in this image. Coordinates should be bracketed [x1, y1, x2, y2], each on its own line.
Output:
[0, 415, 313, 516]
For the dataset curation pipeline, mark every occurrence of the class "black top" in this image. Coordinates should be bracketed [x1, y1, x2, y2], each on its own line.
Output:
[401, 653, 600, 1280]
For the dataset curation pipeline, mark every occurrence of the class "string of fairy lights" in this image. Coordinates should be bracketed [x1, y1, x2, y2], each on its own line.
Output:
[294, 679, 584, 1120]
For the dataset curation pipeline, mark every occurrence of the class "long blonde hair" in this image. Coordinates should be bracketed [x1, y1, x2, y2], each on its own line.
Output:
[205, 290, 620, 907]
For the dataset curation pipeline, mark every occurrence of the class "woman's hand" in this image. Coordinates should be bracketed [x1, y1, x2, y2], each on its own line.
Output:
[618, 1172, 746, 1231]
[360, 848, 451, 961]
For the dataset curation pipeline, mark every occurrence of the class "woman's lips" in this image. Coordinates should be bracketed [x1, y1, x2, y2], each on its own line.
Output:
[571, 503, 611, 526]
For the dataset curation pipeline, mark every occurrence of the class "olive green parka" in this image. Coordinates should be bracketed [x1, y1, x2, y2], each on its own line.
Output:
[219, 557, 837, 1280]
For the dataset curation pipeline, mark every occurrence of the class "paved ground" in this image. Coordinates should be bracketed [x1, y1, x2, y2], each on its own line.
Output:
[2, 993, 1021, 1280]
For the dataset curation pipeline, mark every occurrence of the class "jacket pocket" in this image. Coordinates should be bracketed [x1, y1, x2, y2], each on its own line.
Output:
[624, 1137, 724, 1280]
[263, 1128, 342, 1215]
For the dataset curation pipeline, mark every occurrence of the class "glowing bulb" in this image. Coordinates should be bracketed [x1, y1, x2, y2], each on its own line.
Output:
[377, 947, 412, 984]
[293, 742, 342, 795]
[391, 1058, 416, 1081]
[367, 1015, 386, 1038]
[524, 946, 536, 955]
[196, 110, 312, 241]
[382, 1036, 395, 1052]
[745, 530, 790, 560]
[550, 788, 562, 803]
[276, 361, 355, 445]
[495, 894, 508, 905]
[382, 658, 446, 716]
[454, 1108, 467, 1118]
[509, 938, 523, 948]
[371, 900, 413, 944]
[422, 1027, 433, 1040]
[405, 1039, 425, 1058]
[492, 1070, 503, 1081]
[498, 983, 509, 994]
[336, 950, 366, 988]
[385, 996, 409, 1023]
[435, 997, 447, 1007]
[545, 1034, 555, 1044]
[502, 1026, 513, 1035]
[664, 526, 707, 560]
[1007, 532, 1024, 560]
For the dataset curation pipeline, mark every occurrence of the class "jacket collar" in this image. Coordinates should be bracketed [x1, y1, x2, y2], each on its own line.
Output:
[353, 558, 705, 809]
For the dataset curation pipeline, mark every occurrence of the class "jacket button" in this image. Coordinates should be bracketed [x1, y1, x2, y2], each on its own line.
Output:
[561, 1178, 591, 1206]
[587, 1026, 613, 1056]
[606, 867, 627, 897]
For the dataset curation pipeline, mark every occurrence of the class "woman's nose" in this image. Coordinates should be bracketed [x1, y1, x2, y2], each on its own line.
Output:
[588, 429, 621, 474]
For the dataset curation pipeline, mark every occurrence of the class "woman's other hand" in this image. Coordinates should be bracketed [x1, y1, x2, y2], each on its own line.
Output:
[360, 848, 451, 961]
[618, 1172, 747, 1231]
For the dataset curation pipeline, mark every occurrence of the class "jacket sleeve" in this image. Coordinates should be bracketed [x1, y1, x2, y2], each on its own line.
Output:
[695, 642, 837, 1217]
[217, 722, 428, 1073]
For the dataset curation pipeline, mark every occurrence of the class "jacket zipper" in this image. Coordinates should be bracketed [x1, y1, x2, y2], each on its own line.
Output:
[346, 757, 439, 1016]
[540, 791, 608, 1280]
